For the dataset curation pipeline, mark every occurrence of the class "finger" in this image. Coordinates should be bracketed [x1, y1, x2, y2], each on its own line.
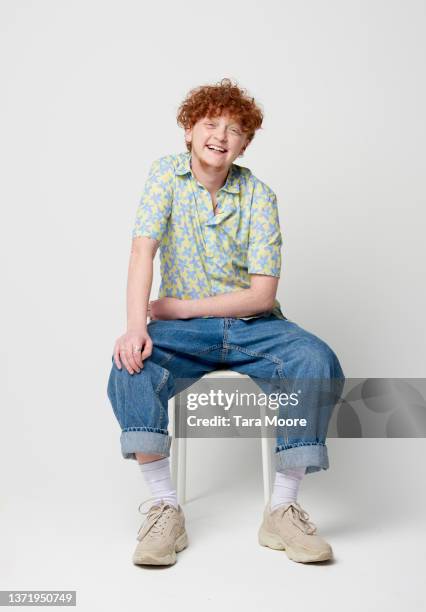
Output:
[120, 350, 134, 375]
[132, 344, 143, 368]
[141, 337, 153, 361]
[113, 344, 122, 370]
[124, 345, 141, 373]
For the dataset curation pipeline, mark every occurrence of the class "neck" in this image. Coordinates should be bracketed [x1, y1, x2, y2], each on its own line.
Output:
[189, 151, 231, 195]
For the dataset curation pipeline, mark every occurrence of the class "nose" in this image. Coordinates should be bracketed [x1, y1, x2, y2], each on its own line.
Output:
[214, 127, 227, 142]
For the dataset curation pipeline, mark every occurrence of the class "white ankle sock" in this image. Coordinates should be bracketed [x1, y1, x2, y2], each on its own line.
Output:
[139, 457, 178, 509]
[270, 466, 306, 511]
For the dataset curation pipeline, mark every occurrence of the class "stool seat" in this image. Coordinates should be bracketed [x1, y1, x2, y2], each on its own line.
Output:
[169, 369, 273, 505]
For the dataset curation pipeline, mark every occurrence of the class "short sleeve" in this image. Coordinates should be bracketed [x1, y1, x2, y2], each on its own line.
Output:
[132, 157, 174, 242]
[247, 182, 282, 277]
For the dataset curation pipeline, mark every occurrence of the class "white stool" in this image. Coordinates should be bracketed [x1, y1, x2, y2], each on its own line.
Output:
[169, 370, 273, 506]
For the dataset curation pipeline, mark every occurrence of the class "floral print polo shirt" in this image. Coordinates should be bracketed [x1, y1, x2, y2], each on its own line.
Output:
[132, 151, 286, 320]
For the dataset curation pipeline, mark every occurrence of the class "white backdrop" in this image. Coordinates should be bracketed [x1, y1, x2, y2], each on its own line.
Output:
[1, 1, 425, 610]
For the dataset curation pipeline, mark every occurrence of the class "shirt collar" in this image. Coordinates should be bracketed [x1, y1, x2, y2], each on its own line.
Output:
[175, 151, 240, 194]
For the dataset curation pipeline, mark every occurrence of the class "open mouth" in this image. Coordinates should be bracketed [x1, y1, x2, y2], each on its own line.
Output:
[206, 145, 227, 155]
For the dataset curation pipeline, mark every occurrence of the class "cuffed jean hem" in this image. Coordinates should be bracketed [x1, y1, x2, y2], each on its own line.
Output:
[120, 429, 172, 461]
[274, 442, 329, 474]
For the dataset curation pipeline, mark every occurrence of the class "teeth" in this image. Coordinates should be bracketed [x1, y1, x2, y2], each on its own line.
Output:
[207, 145, 226, 152]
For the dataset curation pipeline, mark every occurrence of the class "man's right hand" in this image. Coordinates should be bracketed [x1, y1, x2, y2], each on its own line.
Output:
[113, 328, 153, 374]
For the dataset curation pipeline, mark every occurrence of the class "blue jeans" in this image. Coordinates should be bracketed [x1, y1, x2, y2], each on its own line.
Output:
[107, 315, 345, 474]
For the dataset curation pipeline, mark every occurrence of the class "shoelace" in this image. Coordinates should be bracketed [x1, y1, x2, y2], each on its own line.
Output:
[136, 497, 177, 540]
[278, 501, 317, 535]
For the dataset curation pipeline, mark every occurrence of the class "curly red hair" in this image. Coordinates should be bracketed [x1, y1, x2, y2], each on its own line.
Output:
[176, 78, 263, 153]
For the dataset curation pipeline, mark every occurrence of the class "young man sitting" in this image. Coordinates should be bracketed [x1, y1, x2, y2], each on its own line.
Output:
[107, 78, 345, 566]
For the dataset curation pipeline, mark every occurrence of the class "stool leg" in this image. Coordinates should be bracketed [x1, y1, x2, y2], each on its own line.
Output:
[267, 437, 273, 501]
[178, 436, 187, 506]
[172, 393, 186, 506]
[260, 404, 272, 505]
[170, 396, 178, 490]
[261, 436, 272, 505]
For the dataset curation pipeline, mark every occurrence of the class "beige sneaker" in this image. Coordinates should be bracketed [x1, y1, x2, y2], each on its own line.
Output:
[132, 497, 188, 566]
[258, 501, 333, 563]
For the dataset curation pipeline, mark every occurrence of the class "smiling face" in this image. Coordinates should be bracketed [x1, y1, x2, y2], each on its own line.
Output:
[184, 112, 249, 170]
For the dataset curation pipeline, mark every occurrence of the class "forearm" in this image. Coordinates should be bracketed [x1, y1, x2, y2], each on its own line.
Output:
[185, 288, 272, 318]
[126, 250, 154, 331]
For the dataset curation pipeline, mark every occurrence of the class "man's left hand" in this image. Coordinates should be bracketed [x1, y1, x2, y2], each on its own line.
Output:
[148, 297, 189, 320]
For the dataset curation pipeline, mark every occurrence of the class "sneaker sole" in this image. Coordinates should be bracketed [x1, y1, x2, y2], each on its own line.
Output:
[133, 531, 188, 566]
[258, 526, 332, 563]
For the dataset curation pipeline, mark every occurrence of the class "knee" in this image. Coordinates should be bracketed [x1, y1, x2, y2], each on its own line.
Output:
[107, 355, 167, 397]
[297, 338, 344, 379]
[107, 356, 143, 404]
[109, 355, 147, 379]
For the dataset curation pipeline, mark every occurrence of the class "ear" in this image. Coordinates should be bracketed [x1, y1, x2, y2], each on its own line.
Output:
[184, 127, 192, 145]
[240, 135, 250, 155]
